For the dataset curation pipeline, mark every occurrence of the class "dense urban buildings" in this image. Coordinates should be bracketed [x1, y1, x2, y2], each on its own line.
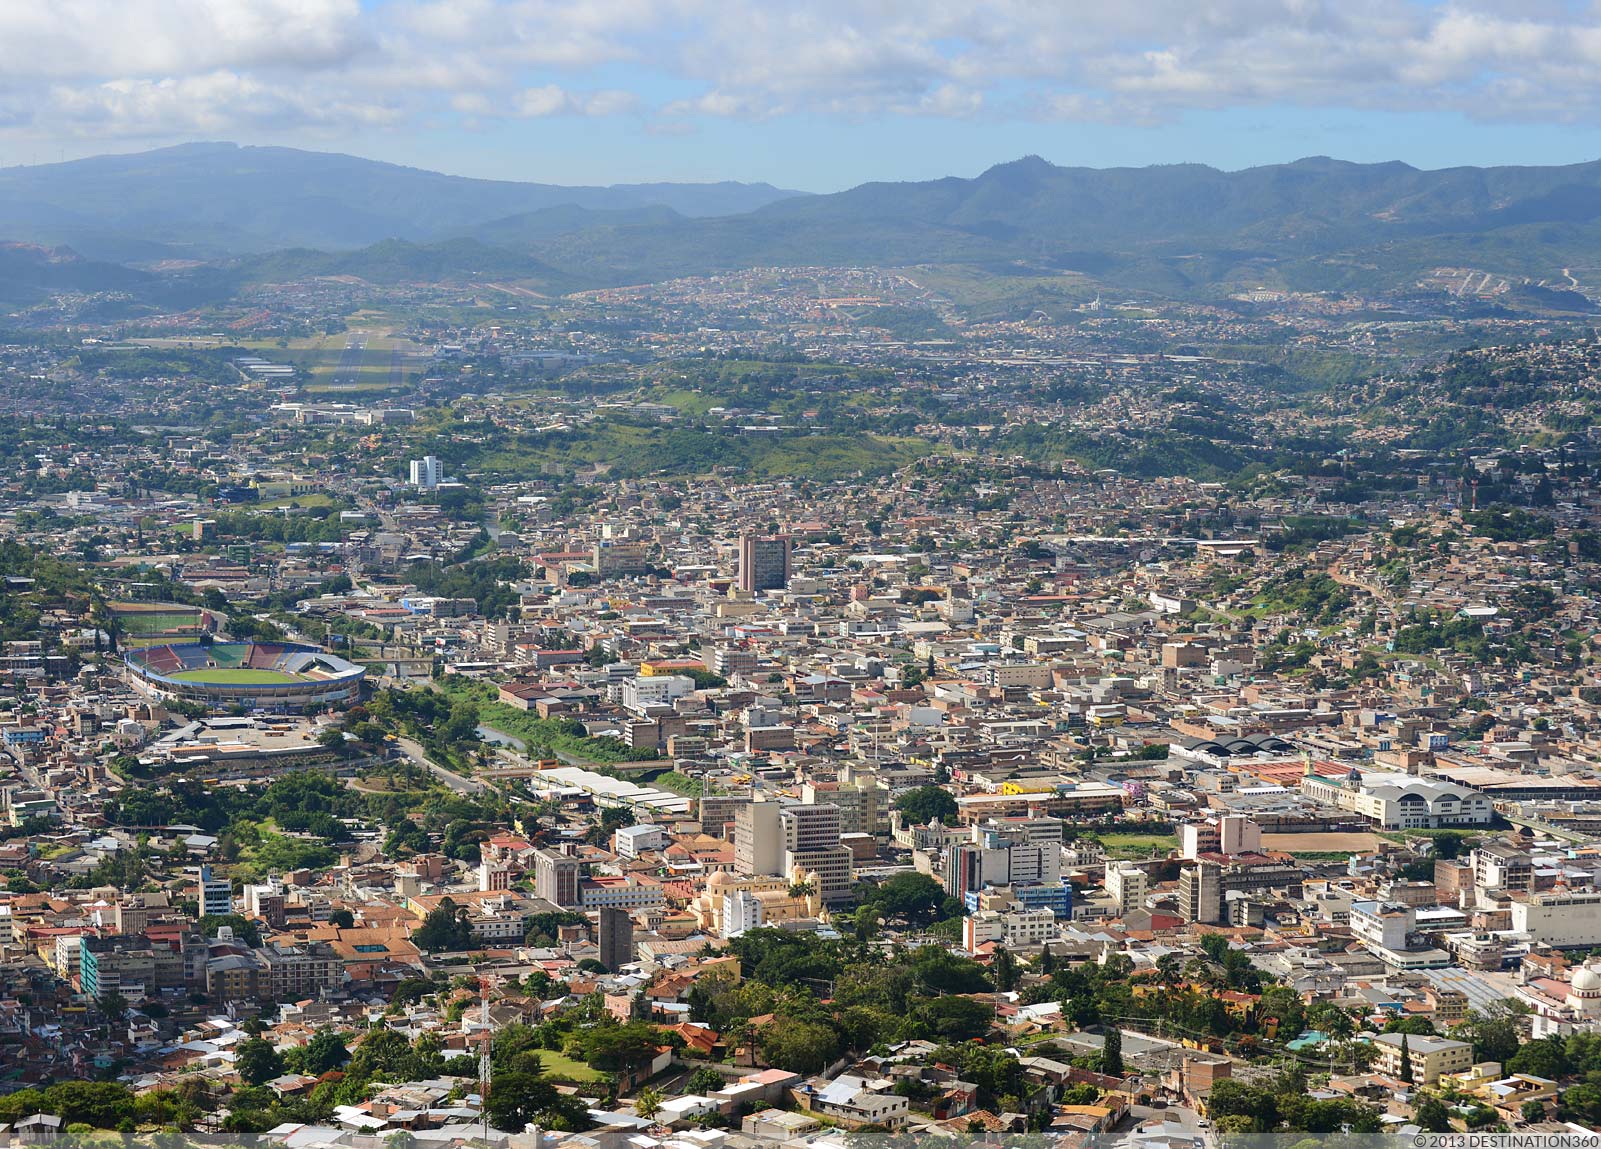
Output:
[7, 175, 1601, 1149]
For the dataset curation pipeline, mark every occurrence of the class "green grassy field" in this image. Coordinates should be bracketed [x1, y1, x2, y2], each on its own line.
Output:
[532, 1049, 607, 1083]
[118, 610, 206, 635]
[167, 668, 302, 684]
[1094, 831, 1179, 860]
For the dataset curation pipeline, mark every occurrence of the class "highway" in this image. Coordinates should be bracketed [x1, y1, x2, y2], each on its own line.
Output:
[394, 735, 494, 796]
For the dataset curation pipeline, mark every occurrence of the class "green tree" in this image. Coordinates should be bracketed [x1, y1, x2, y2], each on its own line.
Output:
[236, 1037, 284, 1086]
[859, 872, 952, 927]
[991, 946, 1018, 992]
[1507, 1034, 1568, 1080]
[303, 1029, 350, 1075]
[1398, 1034, 1414, 1084]
[486, 1069, 560, 1133]
[633, 1086, 665, 1122]
[760, 1019, 842, 1074]
[893, 786, 958, 826]
[1415, 1096, 1454, 1132]
[1101, 1026, 1124, 1076]
[917, 997, 995, 1043]
[686, 1067, 726, 1095]
[412, 899, 474, 952]
[575, 1021, 665, 1074]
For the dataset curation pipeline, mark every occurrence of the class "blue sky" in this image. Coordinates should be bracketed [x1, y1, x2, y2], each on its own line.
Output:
[7, 0, 1601, 190]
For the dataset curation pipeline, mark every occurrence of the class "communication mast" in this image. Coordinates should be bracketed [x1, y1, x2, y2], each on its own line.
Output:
[479, 973, 492, 1142]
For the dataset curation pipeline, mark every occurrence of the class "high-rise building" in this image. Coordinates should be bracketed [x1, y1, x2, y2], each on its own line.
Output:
[699, 794, 753, 837]
[1106, 863, 1148, 916]
[1179, 860, 1223, 924]
[598, 907, 634, 972]
[737, 532, 792, 593]
[533, 849, 581, 907]
[257, 940, 342, 999]
[947, 822, 1071, 917]
[734, 799, 784, 877]
[409, 455, 443, 489]
[802, 776, 881, 836]
[197, 864, 232, 918]
[781, 804, 853, 904]
[783, 803, 842, 853]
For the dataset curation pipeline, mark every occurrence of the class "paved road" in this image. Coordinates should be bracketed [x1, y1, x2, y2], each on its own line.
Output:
[395, 735, 493, 795]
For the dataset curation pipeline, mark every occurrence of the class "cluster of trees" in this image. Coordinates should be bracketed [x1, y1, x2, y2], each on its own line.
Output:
[206, 501, 354, 544]
[1033, 939, 1376, 1061]
[893, 785, 959, 826]
[223, 1024, 483, 1135]
[0, 1082, 181, 1129]
[401, 554, 525, 620]
[1264, 515, 1361, 553]
[1462, 505, 1555, 542]
[1251, 567, 1354, 625]
[1207, 1066, 1380, 1133]
[0, 539, 100, 642]
[424, 677, 660, 765]
[1392, 609, 1533, 667]
[103, 758, 512, 887]
[854, 872, 962, 929]
[412, 898, 476, 952]
[682, 929, 999, 1075]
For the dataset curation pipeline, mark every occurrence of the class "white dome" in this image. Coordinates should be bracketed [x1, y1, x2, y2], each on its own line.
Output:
[1573, 965, 1601, 992]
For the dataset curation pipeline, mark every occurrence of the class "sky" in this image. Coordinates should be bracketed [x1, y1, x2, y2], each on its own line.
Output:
[7, 0, 1601, 190]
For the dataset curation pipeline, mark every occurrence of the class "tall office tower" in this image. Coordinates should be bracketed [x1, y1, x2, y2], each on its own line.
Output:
[737, 532, 792, 593]
[197, 864, 232, 918]
[781, 803, 854, 905]
[409, 455, 443, 489]
[734, 799, 785, 877]
[1179, 860, 1223, 924]
[1106, 863, 1149, 916]
[533, 848, 581, 907]
[597, 907, 634, 972]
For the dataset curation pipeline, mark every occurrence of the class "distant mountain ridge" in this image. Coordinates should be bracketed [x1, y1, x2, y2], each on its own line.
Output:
[0, 242, 150, 303]
[0, 142, 806, 258]
[509, 153, 1601, 299]
[9, 147, 1601, 307]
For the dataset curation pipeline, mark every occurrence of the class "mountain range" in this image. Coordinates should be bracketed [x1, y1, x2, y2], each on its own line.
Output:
[6, 144, 1601, 309]
[0, 142, 804, 260]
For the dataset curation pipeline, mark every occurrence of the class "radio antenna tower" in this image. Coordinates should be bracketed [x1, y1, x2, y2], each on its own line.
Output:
[479, 974, 492, 1142]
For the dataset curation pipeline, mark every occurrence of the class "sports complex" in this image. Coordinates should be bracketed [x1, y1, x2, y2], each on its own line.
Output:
[123, 641, 365, 711]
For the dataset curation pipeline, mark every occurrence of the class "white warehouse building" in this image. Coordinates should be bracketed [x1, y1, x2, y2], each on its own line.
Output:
[1512, 890, 1601, 949]
[1300, 766, 1492, 830]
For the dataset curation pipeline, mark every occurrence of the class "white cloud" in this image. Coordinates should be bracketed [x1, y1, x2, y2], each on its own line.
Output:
[0, 0, 366, 79]
[7, 0, 1601, 144]
[44, 71, 399, 138]
[515, 84, 638, 117]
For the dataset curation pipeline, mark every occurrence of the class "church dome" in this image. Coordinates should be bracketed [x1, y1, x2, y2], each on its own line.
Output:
[1574, 964, 1601, 993]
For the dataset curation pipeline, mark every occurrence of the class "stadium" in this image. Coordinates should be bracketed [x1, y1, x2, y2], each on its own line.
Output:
[124, 642, 365, 711]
